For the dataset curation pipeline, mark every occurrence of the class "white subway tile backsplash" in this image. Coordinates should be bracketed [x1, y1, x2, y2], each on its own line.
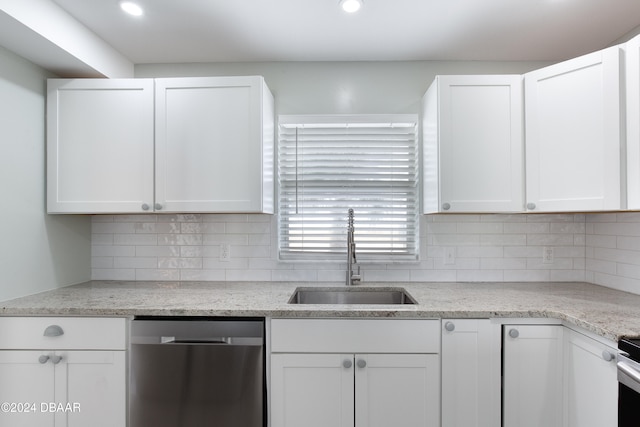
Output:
[92, 222, 135, 234]
[113, 234, 158, 246]
[225, 269, 272, 281]
[91, 234, 113, 245]
[135, 246, 180, 257]
[93, 268, 135, 280]
[135, 269, 180, 281]
[91, 257, 113, 269]
[89, 212, 640, 292]
[456, 222, 503, 234]
[457, 269, 503, 282]
[92, 245, 136, 257]
[409, 269, 457, 282]
[114, 257, 158, 269]
[179, 269, 226, 281]
[504, 269, 549, 282]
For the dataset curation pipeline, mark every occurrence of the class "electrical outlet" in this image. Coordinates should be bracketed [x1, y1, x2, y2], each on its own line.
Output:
[444, 247, 456, 265]
[542, 247, 554, 264]
[220, 243, 231, 262]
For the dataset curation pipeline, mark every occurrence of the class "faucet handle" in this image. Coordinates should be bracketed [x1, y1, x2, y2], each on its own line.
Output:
[351, 266, 362, 283]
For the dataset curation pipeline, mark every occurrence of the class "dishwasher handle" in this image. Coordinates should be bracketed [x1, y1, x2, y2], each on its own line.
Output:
[158, 336, 263, 346]
[161, 336, 230, 344]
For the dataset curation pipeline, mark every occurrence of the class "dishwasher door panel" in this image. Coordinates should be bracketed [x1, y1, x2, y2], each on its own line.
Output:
[130, 319, 265, 427]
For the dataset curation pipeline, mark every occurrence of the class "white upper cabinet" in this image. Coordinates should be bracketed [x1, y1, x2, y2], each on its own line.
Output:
[47, 79, 155, 213]
[422, 75, 524, 213]
[155, 76, 274, 213]
[625, 34, 640, 209]
[47, 76, 274, 214]
[524, 46, 624, 212]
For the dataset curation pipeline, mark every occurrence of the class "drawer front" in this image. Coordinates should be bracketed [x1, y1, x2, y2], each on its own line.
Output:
[271, 319, 440, 354]
[0, 317, 127, 350]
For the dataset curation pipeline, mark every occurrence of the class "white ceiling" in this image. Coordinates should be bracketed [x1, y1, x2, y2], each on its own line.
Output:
[50, 0, 640, 64]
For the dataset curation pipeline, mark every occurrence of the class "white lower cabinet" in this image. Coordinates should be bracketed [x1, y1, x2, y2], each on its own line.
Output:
[271, 353, 354, 427]
[0, 318, 126, 427]
[563, 328, 618, 427]
[271, 353, 438, 427]
[270, 319, 440, 427]
[441, 319, 501, 427]
[502, 324, 564, 427]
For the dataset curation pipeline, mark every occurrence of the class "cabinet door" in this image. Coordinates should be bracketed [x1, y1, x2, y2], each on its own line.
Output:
[355, 354, 439, 427]
[524, 46, 623, 212]
[563, 329, 618, 427]
[58, 351, 126, 427]
[271, 353, 354, 427]
[626, 35, 640, 208]
[441, 319, 500, 427]
[0, 351, 55, 426]
[155, 76, 274, 213]
[429, 75, 524, 212]
[503, 325, 563, 427]
[47, 79, 155, 213]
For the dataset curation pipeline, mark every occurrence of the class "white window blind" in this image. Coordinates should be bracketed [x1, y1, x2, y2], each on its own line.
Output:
[278, 115, 419, 261]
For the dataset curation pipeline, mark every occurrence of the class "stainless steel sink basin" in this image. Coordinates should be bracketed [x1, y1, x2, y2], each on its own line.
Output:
[288, 287, 417, 305]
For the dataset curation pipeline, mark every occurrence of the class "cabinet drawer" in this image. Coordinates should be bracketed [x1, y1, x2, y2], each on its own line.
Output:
[0, 317, 126, 350]
[271, 319, 440, 353]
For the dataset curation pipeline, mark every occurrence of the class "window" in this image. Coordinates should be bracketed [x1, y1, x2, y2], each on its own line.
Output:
[278, 115, 419, 261]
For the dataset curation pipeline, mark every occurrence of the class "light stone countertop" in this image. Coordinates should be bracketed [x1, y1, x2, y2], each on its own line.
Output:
[2, 281, 640, 342]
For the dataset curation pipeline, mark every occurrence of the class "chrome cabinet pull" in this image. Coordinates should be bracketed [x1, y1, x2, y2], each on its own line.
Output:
[356, 359, 367, 369]
[50, 355, 63, 365]
[43, 325, 64, 337]
[343, 359, 353, 369]
[38, 355, 50, 364]
[508, 328, 519, 339]
[444, 321, 455, 332]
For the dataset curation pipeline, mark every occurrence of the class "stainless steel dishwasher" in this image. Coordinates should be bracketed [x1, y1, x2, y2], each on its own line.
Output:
[130, 317, 265, 427]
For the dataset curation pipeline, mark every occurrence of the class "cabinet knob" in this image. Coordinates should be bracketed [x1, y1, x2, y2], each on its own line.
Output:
[43, 325, 64, 337]
[442, 203, 451, 211]
[508, 328, 519, 339]
[142, 203, 150, 211]
[38, 355, 50, 364]
[526, 202, 536, 210]
[356, 359, 367, 369]
[343, 359, 353, 369]
[50, 355, 63, 365]
[602, 350, 616, 362]
[444, 321, 456, 332]
[154, 203, 163, 211]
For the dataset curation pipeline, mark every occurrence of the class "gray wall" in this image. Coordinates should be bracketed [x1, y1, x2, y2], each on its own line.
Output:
[136, 60, 551, 115]
[0, 45, 90, 301]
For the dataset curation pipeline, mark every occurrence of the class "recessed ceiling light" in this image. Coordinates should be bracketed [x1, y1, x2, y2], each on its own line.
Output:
[340, 0, 363, 13]
[120, 1, 143, 17]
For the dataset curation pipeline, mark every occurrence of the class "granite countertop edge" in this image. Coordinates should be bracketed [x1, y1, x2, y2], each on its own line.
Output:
[2, 280, 640, 342]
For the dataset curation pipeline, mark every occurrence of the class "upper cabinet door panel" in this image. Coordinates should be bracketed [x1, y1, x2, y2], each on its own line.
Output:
[422, 75, 524, 213]
[439, 75, 524, 212]
[155, 76, 274, 213]
[47, 79, 154, 213]
[524, 46, 624, 212]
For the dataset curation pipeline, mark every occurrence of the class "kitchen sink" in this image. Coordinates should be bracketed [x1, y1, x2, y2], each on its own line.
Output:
[288, 287, 417, 305]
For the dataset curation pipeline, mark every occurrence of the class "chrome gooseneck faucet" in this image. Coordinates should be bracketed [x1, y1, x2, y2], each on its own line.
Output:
[346, 208, 362, 286]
